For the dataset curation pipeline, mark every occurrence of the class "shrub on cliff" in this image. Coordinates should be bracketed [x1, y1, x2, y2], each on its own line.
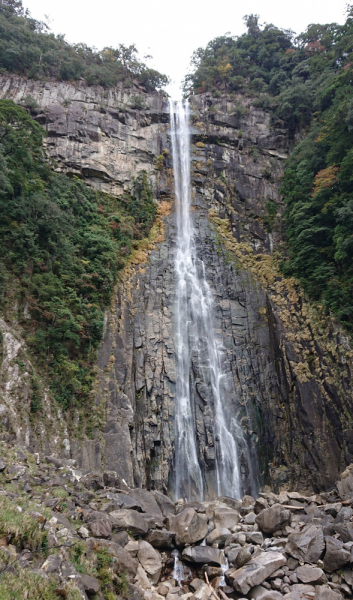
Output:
[0, 99, 156, 408]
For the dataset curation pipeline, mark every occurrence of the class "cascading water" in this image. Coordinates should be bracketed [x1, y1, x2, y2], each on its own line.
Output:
[169, 99, 244, 501]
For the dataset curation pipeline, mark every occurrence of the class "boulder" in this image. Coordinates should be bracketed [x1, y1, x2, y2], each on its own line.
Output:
[182, 546, 224, 566]
[323, 536, 350, 572]
[218, 496, 242, 511]
[137, 541, 162, 584]
[111, 531, 129, 547]
[254, 497, 269, 514]
[109, 544, 139, 576]
[206, 527, 231, 546]
[134, 565, 151, 591]
[246, 531, 264, 545]
[336, 466, 353, 501]
[109, 509, 148, 535]
[86, 512, 112, 539]
[255, 504, 291, 533]
[152, 490, 176, 516]
[296, 566, 326, 584]
[314, 588, 343, 600]
[168, 508, 208, 546]
[193, 583, 213, 600]
[333, 522, 353, 542]
[245, 512, 256, 524]
[103, 470, 129, 490]
[226, 551, 286, 595]
[41, 554, 63, 573]
[108, 492, 143, 511]
[80, 574, 100, 595]
[129, 488, 163, 518]
[213, 507, 240, 530]
[80, 473, 104, 491]
[285, 524, 324, 563]
[146, 529, 175, 549]
[228, 546, 252, 569]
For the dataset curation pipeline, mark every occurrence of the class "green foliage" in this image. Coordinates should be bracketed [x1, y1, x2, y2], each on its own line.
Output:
[277, 8, 353, 328]
[263, 200, 279, 233]
[0, 0, 168, 90]
[184, 14, 294, 96]
[0, 99, 156, 408]
[187, 6, 353, 330]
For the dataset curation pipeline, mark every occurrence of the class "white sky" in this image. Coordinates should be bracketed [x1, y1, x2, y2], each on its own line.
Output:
[23, 0, 350, 98]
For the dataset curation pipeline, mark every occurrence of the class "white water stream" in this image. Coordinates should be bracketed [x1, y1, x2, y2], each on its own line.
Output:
[169, 99, 243, 502]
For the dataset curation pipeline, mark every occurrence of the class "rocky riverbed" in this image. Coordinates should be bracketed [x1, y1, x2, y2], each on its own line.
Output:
[0, 441, 352, 600]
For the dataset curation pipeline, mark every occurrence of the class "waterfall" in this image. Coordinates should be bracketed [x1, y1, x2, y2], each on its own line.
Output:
[169, 99, 243, 501]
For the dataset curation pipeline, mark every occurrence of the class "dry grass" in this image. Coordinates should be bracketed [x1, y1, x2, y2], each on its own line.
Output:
[0, 496, 49, 550]
[0, 569, 82, 600]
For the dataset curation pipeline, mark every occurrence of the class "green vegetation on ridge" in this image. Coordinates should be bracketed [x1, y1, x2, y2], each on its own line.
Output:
[0, 99, 157, 409]
[187, 8, 353, 329]
[0, 0, 168, 90]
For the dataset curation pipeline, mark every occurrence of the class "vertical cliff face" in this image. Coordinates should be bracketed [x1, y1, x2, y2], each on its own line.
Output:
[0, 77, 352, 496]
[92, 92, 353, 496]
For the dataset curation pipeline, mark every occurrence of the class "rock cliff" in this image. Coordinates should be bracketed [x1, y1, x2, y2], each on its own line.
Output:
[0, 76, 353, 497]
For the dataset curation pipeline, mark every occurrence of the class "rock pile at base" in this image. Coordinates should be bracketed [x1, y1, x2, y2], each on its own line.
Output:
[0, 443, 353, 600]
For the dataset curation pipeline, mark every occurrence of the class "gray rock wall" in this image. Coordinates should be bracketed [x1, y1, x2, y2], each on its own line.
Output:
[1, 77, 352, 496]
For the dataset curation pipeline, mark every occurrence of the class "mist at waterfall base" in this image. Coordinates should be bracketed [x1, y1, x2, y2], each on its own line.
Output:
[169, 99, 253, 502]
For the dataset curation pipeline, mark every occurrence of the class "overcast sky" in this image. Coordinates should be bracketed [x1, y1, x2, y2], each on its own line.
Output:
[23, 0, 350, 98]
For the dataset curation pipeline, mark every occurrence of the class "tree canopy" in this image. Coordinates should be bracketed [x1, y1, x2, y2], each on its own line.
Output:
[186, 7, 353, 329]
[0, 0, 168, 90]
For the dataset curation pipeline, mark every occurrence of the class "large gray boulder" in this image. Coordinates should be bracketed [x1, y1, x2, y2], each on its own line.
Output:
[85, 511, 112, 539]
[255, 504, 291, 533]
[137, 541, 162, 584]
[226, 551, 286, 595]
[152, 490, 176, 516]
[182, 546, 224, 566]
[213, 507, 240, 530]
[168, 508, 208, 546]
[109, 509, 148, 535]
[129, 489, 163, 518]
[285, 524, 325, 563]
[145, 529, 175, 549]
[323, 536, 350, 572]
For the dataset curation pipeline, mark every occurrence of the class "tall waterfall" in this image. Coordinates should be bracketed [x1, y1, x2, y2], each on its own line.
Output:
[169, 99, 243, 501]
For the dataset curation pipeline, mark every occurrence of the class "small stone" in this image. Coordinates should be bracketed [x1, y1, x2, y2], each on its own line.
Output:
[78, 526, 89, 539]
